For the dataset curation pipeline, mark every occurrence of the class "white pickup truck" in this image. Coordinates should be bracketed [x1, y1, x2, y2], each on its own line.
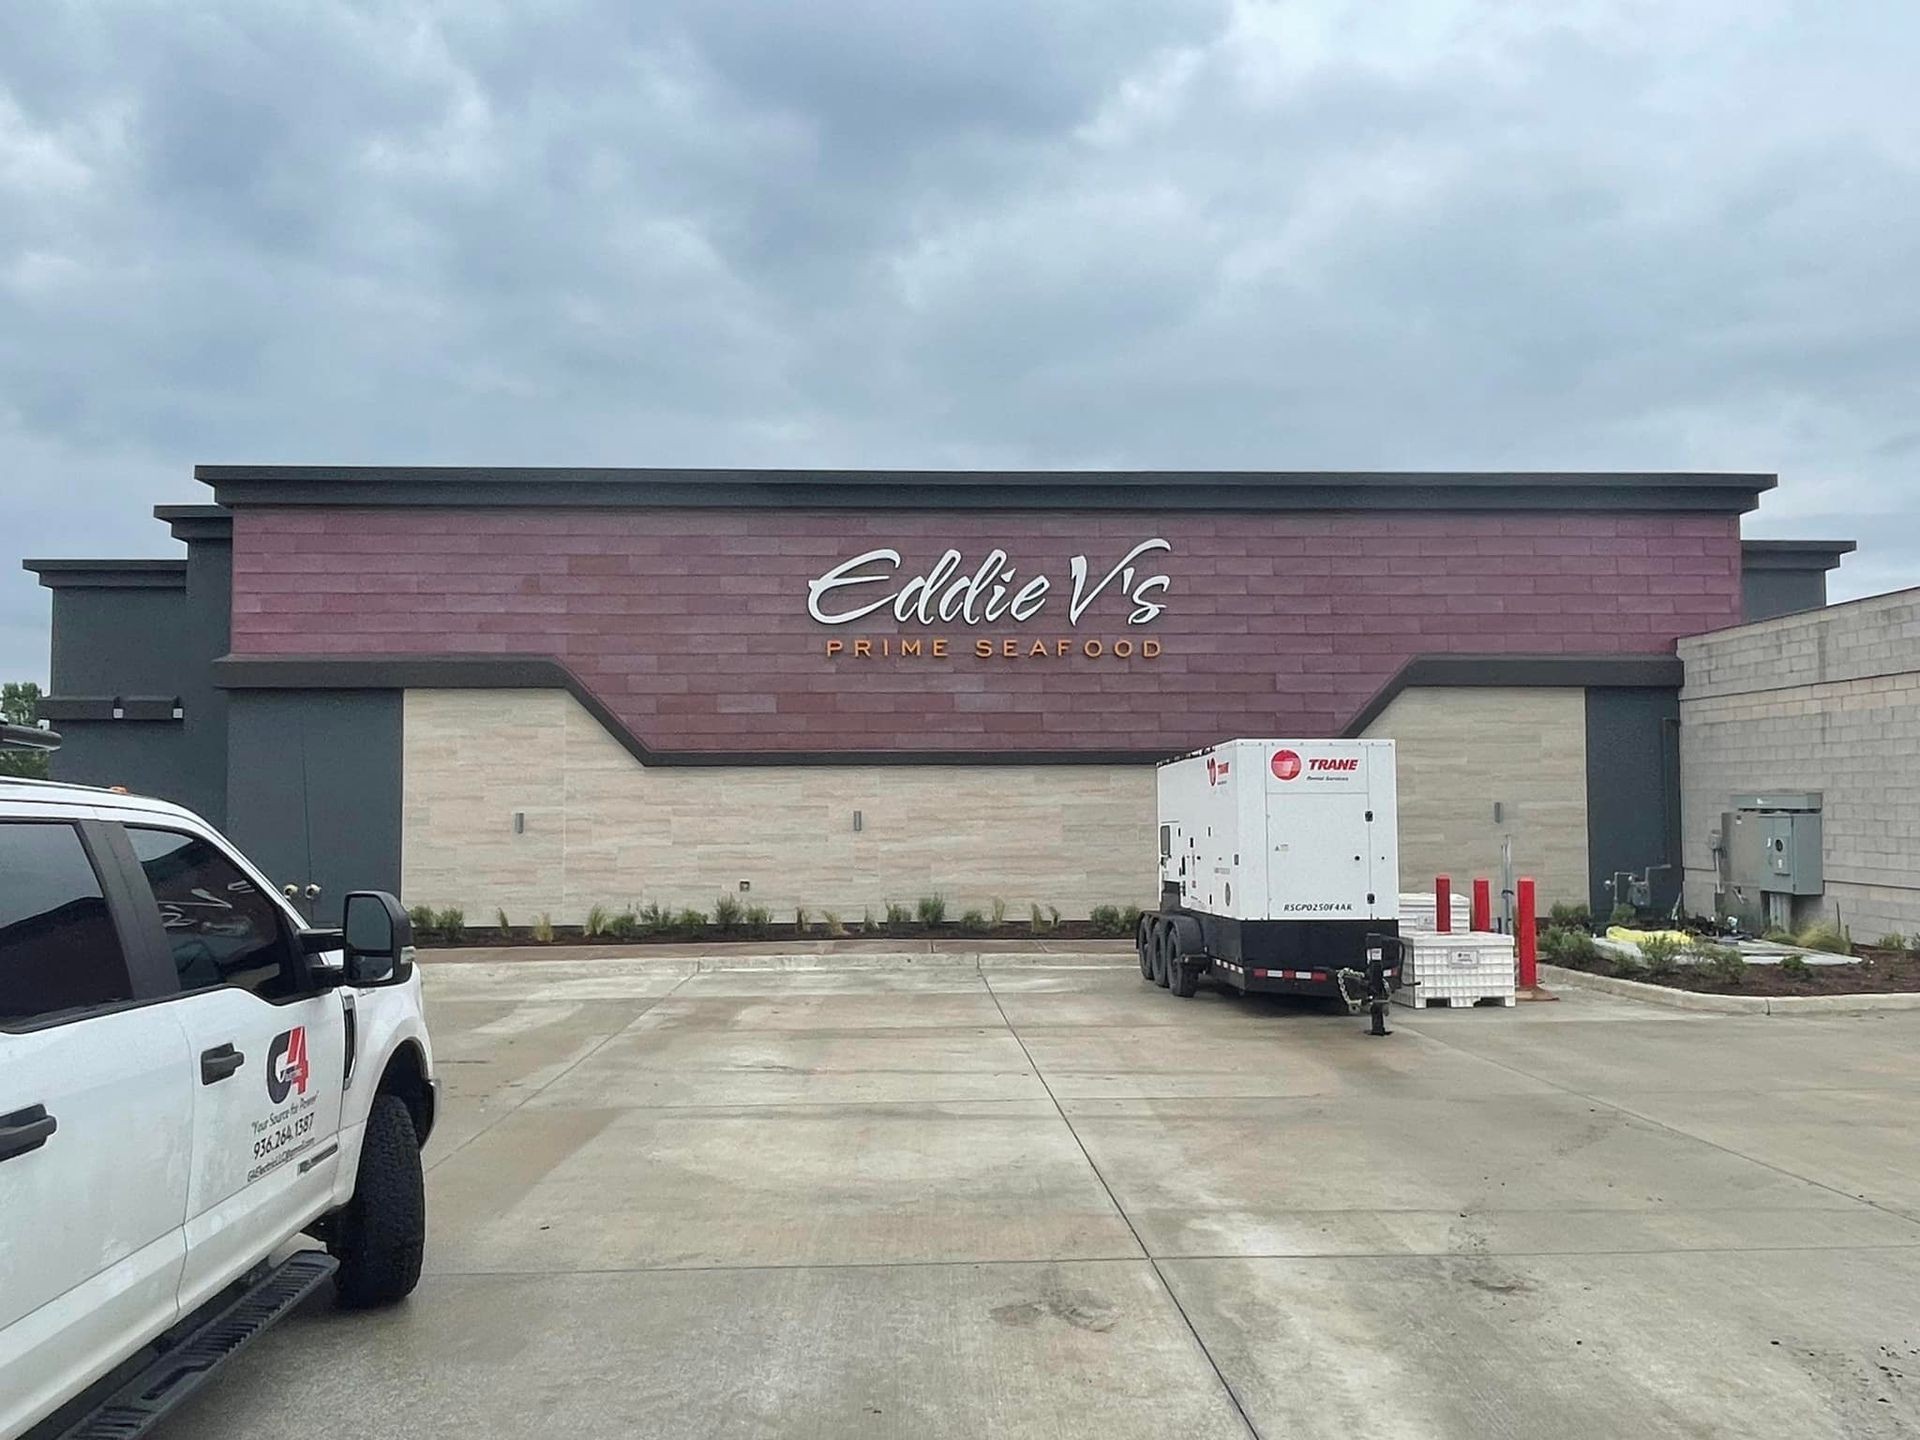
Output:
[0, 726, 436, 1440]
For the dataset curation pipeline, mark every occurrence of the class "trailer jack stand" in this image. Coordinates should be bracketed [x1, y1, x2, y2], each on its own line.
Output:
[1339, 960, 1395, 1037]
[1368, 998, 1392, 1037]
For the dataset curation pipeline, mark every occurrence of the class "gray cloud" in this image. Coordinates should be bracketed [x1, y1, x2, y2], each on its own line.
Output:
[4, 0, 1917, 679]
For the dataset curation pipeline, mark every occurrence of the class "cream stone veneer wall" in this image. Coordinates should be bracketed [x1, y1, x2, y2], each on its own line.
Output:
[1357, 687, 1590, 909]
[402, 685, 1592, 922]
[401, 689, 1158, 923]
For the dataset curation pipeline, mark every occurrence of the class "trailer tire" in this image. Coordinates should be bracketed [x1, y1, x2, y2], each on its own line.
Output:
[1137, 918, 1156, 980]
[1152, 927, 1173, 988]
[1169, 958, 1199, 998]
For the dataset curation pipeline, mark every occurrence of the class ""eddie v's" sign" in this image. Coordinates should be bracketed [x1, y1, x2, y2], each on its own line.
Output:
[807, 540, 1172, 628]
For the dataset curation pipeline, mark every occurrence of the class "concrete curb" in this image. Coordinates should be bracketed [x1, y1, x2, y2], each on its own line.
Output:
[424, 948, 1136, 975]
[1539, 964, 1920, 1015]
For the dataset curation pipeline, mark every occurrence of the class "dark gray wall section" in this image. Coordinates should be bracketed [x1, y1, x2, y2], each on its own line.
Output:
[225, 689, 403, 927]
[1585, 687, 1683, 917]
[35, 543, 233, 825]
[1742, 568, 1828, 623]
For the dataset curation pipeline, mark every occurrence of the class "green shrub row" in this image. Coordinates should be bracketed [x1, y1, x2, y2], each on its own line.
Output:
[406, 898, 1146, 943]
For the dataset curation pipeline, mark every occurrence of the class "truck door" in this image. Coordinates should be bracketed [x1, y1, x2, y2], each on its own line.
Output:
[0, 815, 193, 1439]
[116, 823, 348, 1316]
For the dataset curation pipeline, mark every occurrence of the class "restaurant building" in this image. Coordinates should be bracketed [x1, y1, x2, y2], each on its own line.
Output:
[26, 469, 1850, 924]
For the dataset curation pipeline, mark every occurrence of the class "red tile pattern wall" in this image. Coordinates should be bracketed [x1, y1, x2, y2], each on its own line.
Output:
[230, 508, 1742, 754]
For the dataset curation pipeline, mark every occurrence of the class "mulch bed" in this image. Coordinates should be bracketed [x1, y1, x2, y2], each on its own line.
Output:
[1553, 946, 1920, 996]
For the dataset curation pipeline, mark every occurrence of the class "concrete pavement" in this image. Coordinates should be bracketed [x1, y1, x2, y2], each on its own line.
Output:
[154, 956, 1920, 1439]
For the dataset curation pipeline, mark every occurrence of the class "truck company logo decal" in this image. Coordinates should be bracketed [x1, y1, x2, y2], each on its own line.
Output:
[266, 1026, 310, 1105]
[1310, 758, 1359, 772]
[1207, 755, 1230, 786]
[809, 542, 1173, 661]
[1271, 750, 1302, 781]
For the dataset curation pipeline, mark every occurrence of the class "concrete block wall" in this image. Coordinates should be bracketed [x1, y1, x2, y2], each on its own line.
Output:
[1679, 589, 1920, 939]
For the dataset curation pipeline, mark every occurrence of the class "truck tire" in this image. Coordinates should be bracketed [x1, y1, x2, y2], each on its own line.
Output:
[330, 1093, 426, 1308]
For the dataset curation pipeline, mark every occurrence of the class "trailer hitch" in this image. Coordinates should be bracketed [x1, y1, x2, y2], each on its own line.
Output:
[1338, 937, 1398, 1037]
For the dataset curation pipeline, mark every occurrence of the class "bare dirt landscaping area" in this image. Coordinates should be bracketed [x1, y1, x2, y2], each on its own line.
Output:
[148, 949, 1920, 1440]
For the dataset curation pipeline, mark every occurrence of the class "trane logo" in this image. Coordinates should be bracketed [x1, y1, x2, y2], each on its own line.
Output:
[1309, 758, 1359, 773]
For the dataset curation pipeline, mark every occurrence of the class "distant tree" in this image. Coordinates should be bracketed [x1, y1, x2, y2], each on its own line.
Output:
[1, 682, 51, 779]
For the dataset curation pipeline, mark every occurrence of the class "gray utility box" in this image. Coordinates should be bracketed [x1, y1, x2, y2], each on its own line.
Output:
[1717, 793, 1824, 932]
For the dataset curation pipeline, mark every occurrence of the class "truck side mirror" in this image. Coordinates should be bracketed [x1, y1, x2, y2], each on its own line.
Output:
[342, 891, 415, 986]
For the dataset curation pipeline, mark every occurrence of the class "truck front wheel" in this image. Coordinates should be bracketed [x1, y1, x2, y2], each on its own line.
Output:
[330, 1093, 426, 1308]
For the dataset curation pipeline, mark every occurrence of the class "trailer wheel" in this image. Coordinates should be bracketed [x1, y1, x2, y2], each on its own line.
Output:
[1169, 956, 1199, 998]
[1137, 918, 1156, 980]
[1152, 927, 1173, 988]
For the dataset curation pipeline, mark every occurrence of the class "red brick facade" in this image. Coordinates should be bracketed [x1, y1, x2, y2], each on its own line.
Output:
[230, 508, 1741, 754]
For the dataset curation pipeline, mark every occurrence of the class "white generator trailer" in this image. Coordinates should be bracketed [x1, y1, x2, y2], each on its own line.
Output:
[1139, 739, 1402, 1018]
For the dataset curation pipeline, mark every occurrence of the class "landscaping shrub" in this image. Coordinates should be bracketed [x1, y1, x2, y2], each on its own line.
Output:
[957, 907, 988, 934]
[1121, 904, 1144, 935]
[1794, 920, 1851, 955]
[1539, 927, 1599, 968]
[712, 894, 745, 931]
[1030, 903, 1060, 933]
[1610, 949, 1649, 981]
[1779, 954, 1811, 979]
[1549, 902, 1593, 930]
[1762, 927, 1797, 945]
[743, 903, 772, 937]
[884, 901, 913, 931]
[633, 902, 668, 936]
[822, 909, 846, 937]
[606, 908, 639, 940]
[1873, 932, 1912, 952]
[1088, 904, 1124, 936]
[1609, 903, 1637, 926]
[1690, 942, 1746, 987]
[916, 894, 948, 926]
[435, 907, 466, 944]
[584, 903, 611, 938]
[407, 904, 437, 941]
[674, 907, 709, 936]
[794, 906, 811, 934]
[532, 912, 553, 944]
[1637, 934, 1684, 978]
[495, 908, 511, 934]
[860, 907, 874, 933]
[989, 897, 1007, 928]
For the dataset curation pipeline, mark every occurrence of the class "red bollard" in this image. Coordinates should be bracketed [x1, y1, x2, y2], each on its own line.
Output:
[1516, 877, 1538, 990]
[1435, 876, 1453, 933]
[1471, 877, 1492, 933]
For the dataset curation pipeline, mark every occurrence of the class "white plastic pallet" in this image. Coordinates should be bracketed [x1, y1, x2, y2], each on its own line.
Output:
[1400, 992, 1517, 1009]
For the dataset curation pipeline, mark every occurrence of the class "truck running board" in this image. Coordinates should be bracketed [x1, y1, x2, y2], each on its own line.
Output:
[56, 1251, 338, 1440]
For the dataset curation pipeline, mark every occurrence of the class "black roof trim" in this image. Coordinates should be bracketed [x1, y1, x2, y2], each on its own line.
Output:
[194, 466, 1776, 514]
[153, 504, 233, 544]
[213, 651, 1684, 766]
[1342, 654, 1686, 737]
[36, 696, 182, 723]
[1740, 539, 1857, 572]
[22, 559, 189, 590]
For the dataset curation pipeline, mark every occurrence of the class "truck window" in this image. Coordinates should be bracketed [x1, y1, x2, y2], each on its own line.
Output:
[125, 826, 300, 1001]
[0, 821, 135, 1024]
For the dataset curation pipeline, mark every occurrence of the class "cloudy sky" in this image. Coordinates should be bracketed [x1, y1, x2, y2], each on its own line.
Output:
[3, 0, 1916, 681]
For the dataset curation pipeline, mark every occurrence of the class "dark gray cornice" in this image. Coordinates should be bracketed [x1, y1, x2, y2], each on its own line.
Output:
[1740, 539, 1857, 572]
[153, 504, 233, 544]
[22, 559, 189, 590]
[211, 651, 1685, 766]
[193, 466, 1777, 514]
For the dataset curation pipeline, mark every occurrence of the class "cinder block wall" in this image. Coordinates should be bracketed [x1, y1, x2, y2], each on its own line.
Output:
[1679, 589, 1920, 939]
